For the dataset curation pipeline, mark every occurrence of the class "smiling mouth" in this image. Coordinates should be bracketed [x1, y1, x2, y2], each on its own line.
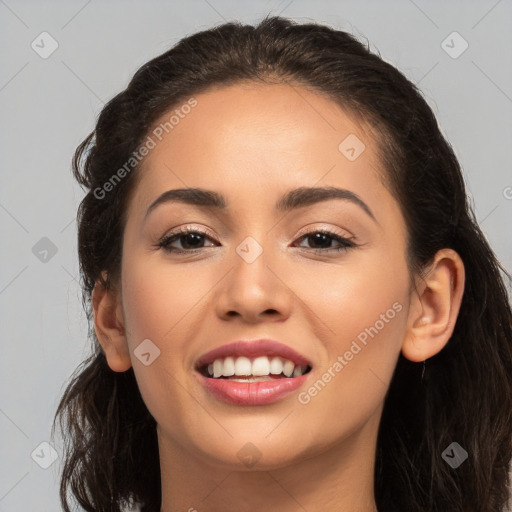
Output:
[198, 355, 312, 381]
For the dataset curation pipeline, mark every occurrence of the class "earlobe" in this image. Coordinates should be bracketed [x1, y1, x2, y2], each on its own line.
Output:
[402, 249, 465, 363]
[91, 274, 132, 372]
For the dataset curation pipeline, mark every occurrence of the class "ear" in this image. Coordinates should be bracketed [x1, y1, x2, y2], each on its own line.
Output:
[92, 273, 132, 372]
[402, 248, 465, 362]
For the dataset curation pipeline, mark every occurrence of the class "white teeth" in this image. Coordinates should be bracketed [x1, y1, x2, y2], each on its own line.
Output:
[222, 356, 235, 377]
[269, 357, 284, 375]
[234, 356, 252, 376]
[252, 356, 270, 376]
[283, 359, 295, 377]
[213, 359, 223, 378]
[293, 365, 305, 377]
[205, 355, 309, 379]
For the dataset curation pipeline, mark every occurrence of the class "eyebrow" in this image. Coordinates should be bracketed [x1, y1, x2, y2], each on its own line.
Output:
[145, 186, 377, 223]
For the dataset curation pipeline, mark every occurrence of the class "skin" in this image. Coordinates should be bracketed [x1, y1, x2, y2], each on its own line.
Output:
[92, 82, 465, 512]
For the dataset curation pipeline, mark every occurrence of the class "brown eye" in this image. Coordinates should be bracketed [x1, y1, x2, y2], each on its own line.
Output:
[158, 228, 217, 253]
[294, 230, 356, 253]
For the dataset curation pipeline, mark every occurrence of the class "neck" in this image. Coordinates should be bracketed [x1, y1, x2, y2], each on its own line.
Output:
[157, 412, 380, 512]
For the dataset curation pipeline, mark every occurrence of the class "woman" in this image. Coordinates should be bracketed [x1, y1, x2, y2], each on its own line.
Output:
[52, 15, 512, 512]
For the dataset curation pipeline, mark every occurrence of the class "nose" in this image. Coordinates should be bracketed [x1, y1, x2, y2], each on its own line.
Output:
[214, 243, 293, 324]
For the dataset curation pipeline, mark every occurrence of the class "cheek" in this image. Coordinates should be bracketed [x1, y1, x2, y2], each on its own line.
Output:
[288, 247, 410, 413]
[120, 253, 209, 346]
[292, 296, 408, 445]
[119, 254, 206, 424]
[287, 246, 409, 349]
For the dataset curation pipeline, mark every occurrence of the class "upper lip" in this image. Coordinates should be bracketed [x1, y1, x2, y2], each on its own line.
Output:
[195, 339, 313, 369]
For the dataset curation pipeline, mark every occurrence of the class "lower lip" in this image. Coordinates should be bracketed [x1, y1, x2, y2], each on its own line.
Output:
[197, 372, 310, 405]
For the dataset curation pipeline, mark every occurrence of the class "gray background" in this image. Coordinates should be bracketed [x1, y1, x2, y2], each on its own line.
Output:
[1, 0, 511, 510]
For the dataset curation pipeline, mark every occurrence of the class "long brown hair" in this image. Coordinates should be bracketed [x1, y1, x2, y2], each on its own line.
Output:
[52, 15, 512, 512]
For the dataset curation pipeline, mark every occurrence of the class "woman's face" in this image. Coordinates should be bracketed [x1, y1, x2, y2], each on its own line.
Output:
[118, 82, 413, 470]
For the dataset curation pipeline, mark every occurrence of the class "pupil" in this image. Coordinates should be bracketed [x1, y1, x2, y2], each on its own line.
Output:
[309, 233, 331, 248]
[180, 233, 333, 250]
[182, 233, 204, 249]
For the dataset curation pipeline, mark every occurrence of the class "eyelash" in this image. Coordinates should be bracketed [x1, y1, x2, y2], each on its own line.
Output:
[157, 226, 357, 256]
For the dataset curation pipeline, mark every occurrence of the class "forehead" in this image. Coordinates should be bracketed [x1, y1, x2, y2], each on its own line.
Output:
[129, 82, 394, 221]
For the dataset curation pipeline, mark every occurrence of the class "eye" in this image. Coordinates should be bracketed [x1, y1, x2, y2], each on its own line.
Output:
[293, 229, 356, 254]
[157, 226, 356, 255]
[157, 227, 218, 254]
